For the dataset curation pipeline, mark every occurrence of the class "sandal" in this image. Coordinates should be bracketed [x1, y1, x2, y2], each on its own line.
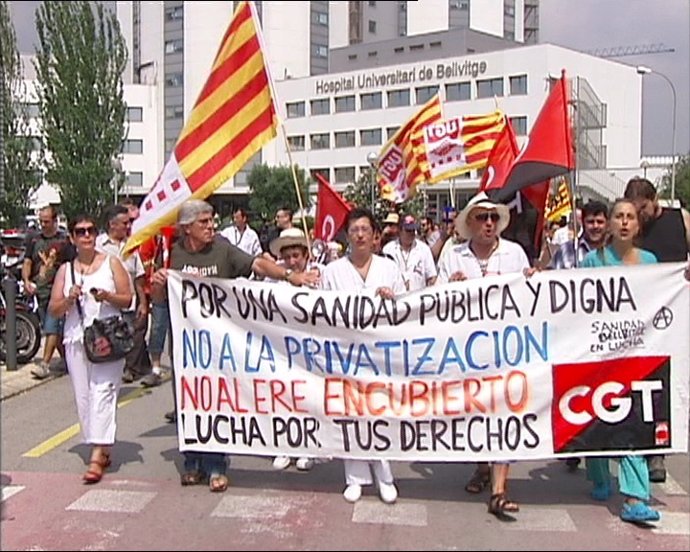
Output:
[180, 470, 206, 486]
[83, 458, 108, 484]
[464, 469, 491, 494]
[209, 474, 229, 493]
[488, 493, 520, 516]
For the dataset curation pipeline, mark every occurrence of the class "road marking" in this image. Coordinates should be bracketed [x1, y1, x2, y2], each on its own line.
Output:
[656, 474, 688, 496]
[212, 495, 292, 518]
[66, 489, 156, 513]
[651, 511, 690, 536]
[352, 501, 428, 526]
[501, 508, 577, 532]
[22, 387, 151, 458]
[1, 485, 25, 502]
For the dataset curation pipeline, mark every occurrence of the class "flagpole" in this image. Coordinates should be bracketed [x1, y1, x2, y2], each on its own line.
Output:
[569, 72, 580, 268]
[249, 0, 311, 251]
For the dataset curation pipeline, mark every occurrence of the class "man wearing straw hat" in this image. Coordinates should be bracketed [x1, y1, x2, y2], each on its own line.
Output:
[437, 191, 532, 518]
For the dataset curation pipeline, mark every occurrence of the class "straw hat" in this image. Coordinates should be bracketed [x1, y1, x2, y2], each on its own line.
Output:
[455, 192, 510, 240]
[269, 228, 308, 257]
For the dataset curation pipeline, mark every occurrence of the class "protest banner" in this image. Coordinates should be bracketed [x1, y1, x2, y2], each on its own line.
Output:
[167, 263, 689, 462]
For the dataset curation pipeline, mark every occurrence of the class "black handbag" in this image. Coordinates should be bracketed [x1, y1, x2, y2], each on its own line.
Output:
[71, 261, 135, 364]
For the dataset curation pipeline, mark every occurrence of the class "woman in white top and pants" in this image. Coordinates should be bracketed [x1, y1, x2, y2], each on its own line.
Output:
[49, 214, 132, 484]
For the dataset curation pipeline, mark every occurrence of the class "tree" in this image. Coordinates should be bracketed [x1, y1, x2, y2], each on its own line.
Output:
[0, 0, 39, 226]
[658, 154, 690, 208]
[247, 164, 310, 222]
[343, 171, 426, 223]
[34, 1, 128, 220]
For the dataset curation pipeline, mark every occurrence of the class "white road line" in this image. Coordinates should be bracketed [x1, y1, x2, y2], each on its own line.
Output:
[501, 507, 577, 532]
[1, 485, 25, 502]
[66, 490, 156, 513]
[352, 500, 428, 527]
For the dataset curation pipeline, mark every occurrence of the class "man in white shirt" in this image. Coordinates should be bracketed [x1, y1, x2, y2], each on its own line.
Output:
[321, 207, 404, 505]
[219, 208, 262, 257]
[382, 214, 437, 291]
[95, 204, 151, 383]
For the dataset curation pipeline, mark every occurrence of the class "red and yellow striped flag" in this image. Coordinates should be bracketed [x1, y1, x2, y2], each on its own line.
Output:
[124, 1, 277, 254]
[546, 178, 572, 222]
[424, 110, 505, 184]
[376, 94, 442, 203]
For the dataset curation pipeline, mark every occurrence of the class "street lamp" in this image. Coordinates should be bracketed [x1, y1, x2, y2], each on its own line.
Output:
[636, 65, 677, 201]
[366, 152, 378, 212]
[110, 157, 123, 204]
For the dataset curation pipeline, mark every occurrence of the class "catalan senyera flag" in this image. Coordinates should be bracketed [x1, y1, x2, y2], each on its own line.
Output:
[376, 94, 442, 203]
[124, 1, 278, 255]
[546, 178, 573, 222]
[424, 110, 505, 183]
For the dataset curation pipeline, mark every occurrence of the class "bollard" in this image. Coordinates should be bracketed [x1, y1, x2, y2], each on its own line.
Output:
[3, 274, 18, 371]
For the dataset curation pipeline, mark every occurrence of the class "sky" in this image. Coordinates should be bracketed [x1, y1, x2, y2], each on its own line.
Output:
[8, 0, 690, 158]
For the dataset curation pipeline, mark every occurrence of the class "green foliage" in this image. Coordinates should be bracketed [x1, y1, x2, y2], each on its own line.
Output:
[247, 164, 311, 221]
[33, 1, 128, 220]
[658, 154, 690, 207]
[342, 171, 427, 223]
[0, 0, 39, 226]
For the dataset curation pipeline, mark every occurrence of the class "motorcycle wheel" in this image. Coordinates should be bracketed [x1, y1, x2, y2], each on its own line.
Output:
[0, 311, 42, 364]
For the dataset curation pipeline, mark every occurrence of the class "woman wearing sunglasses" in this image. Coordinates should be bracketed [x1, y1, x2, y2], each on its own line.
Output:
[48, 215, 133, 484]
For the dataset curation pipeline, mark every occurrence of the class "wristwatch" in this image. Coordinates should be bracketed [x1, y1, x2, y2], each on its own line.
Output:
[284, 268, 294, 282]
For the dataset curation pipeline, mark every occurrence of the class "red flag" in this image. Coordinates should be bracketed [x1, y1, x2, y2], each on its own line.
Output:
[314, 173, 351, 241]
[482, 118, 550, 254]
[493, 70, 574, 203]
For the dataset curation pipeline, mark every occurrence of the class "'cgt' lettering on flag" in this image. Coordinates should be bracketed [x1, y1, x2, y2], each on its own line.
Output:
[124, 1, 278, 255]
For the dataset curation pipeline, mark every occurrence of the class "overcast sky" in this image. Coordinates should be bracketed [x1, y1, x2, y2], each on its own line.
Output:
[8, 0, 690, 157]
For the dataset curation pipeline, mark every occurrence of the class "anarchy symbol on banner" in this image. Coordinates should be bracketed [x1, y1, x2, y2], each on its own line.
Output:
[321, 214, 336, 241]
[652, 307, 673, 330]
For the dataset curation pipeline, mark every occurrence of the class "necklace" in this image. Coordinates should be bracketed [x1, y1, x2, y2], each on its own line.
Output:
[471, 240, 500, 277]
[77, 254, 97, 286]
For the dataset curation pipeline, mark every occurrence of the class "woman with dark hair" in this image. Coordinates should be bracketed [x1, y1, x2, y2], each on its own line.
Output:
[581, 198, 659, 523]
[48, 214, 133, 484]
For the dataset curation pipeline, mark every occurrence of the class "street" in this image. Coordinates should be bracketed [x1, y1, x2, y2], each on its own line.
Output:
[1, 373, 688, 551]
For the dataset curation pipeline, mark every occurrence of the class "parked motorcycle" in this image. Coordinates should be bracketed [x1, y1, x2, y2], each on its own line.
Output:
[0, 231, 42, 364]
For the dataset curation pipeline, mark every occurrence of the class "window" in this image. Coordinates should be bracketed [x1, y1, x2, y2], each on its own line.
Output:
[387, 89, 410, 107]
[121, 139, 143, 154]
[165, 73, 183, 87]
[360, 128, 382, 146]
[165, 105, 184, 119]
[335, 131, 355, 148]
[310, 98, 330, 116]
[126, 106, 143, 122]
[509, 74, 528, 95]
[314, 44, 328, 58]
[477, 77, 504, 98]
[410, 44, 424, 51]
[313, 11, 328, 25]
[287, 135, 305, 151]
[334, 167, 356, 184]
[348, 54, 358, 61]
[394, 46, 404, 54]
[430, 41, 442, 49]
[126, 172, 144, 186]
[286, 101, 305, 118]
[368, 50, 378, 58]
[335, 95, 355, 113]
[416, 85, 439, 104]
[360, 92, 382, 110]
[23, 103, 40, 118]
[368, 20, 376, 34]
[164, 39, 183, 54]
[310, 133, 330, 150]
[387, 126, 400, 139]
[165, 6, 183, 20]
[446, 82, 471, 101]
[509, 116, 528, 136]
[311, 168, 330, 182]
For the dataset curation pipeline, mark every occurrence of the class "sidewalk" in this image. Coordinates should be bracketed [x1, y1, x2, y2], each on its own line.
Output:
[0, 359, 63, 401]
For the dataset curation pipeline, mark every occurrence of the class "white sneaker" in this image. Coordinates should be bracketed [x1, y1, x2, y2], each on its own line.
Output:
[272, 456, 291, 470]
[343, 484, 362, 503]
[378, 482, 398, 504]
[295, 458, 314, 471]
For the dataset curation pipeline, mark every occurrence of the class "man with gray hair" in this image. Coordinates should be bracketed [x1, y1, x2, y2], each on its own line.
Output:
[151, 199, 319, 493]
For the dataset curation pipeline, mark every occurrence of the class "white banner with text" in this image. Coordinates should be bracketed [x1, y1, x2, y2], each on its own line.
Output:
[167, 263, 689, 461]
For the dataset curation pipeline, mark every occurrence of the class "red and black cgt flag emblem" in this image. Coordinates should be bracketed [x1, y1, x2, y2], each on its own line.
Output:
[552, 356, 670, 453]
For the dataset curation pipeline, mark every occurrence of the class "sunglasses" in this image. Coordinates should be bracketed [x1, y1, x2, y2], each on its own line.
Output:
[474, 212, 501, 223]
[73, 226, 98, 237]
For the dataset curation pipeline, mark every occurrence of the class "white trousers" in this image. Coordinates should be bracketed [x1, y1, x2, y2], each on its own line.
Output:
[65, 342, 124, 445]
[344, 459, 394, 486]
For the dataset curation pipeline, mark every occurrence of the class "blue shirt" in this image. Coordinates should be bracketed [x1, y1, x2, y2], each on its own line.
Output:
[581, 245, 657, 268]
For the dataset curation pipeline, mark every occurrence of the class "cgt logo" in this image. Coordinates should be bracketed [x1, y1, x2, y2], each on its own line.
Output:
[558, 380, 663, 425]
[551, 356, 670, 453]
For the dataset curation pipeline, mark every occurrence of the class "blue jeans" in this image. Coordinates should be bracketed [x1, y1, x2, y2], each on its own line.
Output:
[37, 298, 64, 335]
[148, 301, 170, 356]
[183, 452, 227, 477]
